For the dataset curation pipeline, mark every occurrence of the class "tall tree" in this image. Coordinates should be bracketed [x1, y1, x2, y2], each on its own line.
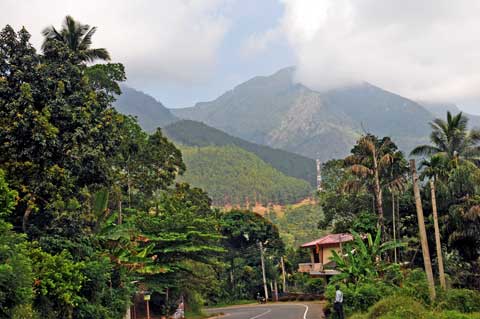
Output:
[345, 135, 408, 237]
[419, 155, 449, 289]
[410, 159, 436, 301]
[411, 111, 480, 166]
[42, 15, 110, 63]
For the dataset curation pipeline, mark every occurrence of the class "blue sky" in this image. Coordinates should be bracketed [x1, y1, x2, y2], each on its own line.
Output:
[146, 0, 295, 108]
[2, 0, 480, 114]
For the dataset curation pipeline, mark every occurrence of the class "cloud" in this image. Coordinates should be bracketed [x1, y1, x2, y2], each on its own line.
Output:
[0, 0, 230, 88]
[271, 0, 480, 107]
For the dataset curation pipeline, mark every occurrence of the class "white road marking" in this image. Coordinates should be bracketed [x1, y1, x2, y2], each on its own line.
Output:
[302, 304, 309, 319]
[249, 308, 272, 319]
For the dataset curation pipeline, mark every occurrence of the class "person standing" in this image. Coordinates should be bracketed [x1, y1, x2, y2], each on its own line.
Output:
[334, 285, 344, 319]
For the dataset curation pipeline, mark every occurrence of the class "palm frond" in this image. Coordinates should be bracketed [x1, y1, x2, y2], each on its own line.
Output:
[410, 145, 441, 157]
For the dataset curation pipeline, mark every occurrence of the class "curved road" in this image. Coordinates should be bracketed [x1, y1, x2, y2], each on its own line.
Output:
[205, 302, 324, 319]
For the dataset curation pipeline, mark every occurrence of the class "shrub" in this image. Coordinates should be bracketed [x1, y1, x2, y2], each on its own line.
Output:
[429, 310, 480, 319]
[325, 282, 395, 315]
[436, 289, 480, 313]
[304, 277, 326, 294]
[367, 295, 427, 319]
[400, 269, 431, 305]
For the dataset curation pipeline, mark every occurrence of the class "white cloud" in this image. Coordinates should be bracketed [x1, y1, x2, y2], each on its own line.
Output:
[273, 0, 480, 108]
[0, 0, 230, 87]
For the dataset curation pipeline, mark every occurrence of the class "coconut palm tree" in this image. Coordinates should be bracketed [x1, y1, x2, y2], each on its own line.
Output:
[42, 15, 110, 63]
[411, 112, 480, 166]
[419, 155, 449, 289]
[345, 135, 408, 237]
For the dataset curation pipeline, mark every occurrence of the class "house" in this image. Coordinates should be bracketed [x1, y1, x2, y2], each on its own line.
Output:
[298, 233, 353, 277]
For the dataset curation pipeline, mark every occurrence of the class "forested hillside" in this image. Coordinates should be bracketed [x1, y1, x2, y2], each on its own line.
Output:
[178, 145, 312, 206]
[165, 120, 316, 186]
[267, 203, 325, 248]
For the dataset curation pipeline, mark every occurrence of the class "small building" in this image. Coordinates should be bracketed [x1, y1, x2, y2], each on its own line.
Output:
[298, 233, 353, 277]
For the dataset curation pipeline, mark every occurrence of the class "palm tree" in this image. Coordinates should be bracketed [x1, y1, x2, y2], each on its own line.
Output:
[411, 112, 480, 166]
[42, 15, 110, 63]
[419, 155, 449, 289]
[345, 135, 407, 237]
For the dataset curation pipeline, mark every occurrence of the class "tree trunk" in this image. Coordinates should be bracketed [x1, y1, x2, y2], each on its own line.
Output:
[22, 204, 33, 233]
[410, 160, 436, 301]
[118, 199, 123, 225]
[274, 280, 279, 302]
[259, 242, 269, 301]
[372, 149, 385, 236]
[280, 257, 287, 293]
[392, 193, 397, 263]
[430, 179, 446, 289]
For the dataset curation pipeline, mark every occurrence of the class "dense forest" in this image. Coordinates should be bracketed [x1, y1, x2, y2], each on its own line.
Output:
[178, 145, 312, 206]
[0, 19, 291, 318]
[164, 119, 317, 186]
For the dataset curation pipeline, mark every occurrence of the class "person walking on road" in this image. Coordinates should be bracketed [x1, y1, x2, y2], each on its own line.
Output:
[334, 285, 344, 319]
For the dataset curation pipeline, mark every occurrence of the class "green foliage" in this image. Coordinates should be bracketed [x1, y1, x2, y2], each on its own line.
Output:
[42, 15, 110, 63]
[303, 277, 326, 294]
[367, 295, 428, 319]
[329, 229, 404, 284]
[436, 289, 480, 313]
[219, 210, 284, 300]
[326, 282, 394, 315]
[0, 169, 17, 219]
[164, 120, 317, 186]
[29, 249, 85, 319]
[270, 203, 325, 247]
[179, 145, 311, 206]
[400, 269, 431, 305]
[0, 221, 33, 319]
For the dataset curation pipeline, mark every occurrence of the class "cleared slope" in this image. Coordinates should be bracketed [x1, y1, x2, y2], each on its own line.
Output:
[178, 145, 312, 206]
[164, 120, 316, 186]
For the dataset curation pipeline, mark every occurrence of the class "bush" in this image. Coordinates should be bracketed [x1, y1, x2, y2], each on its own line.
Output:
[436, 289, 480, 313]
[304, 277, 326, 294]
[429, 311, 480, 319]
[400, 269, 431, 305]
[367, 295, 427, 319]
[11, 304, 39, 319]
[325, 282, 395, 314]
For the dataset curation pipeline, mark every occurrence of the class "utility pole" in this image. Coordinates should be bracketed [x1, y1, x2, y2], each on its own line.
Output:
[259, 241, 269, 301]
[316, 159, 323, 191]
[410, 160, 436, 301]
[280, 257, 287, 292]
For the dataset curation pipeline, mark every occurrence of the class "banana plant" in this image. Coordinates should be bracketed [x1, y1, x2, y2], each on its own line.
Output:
[330, 229, 404, 284]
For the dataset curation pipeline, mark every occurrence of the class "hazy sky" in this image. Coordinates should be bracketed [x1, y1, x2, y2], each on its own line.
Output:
[2, 0, 480, 114]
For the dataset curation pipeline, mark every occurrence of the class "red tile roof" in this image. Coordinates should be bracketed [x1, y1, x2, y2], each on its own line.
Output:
[301, 233, 353, 248]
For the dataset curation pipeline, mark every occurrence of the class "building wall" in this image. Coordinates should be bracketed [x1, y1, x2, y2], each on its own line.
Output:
[321, 244, 342, 264]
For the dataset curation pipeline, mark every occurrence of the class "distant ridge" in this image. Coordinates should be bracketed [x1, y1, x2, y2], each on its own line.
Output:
[114, 85, 177, 131]
[172, 67, 433, 160]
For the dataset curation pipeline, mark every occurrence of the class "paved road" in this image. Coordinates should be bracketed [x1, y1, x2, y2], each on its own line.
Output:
[205, 302, 324, 319]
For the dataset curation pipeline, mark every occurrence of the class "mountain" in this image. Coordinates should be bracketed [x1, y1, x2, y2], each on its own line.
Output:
[114, 85, 177, 131]
[421, 102, 480, 128]
[178, 145, 312, 206]
[172, 67, 432, 160]
[164, 120, 317, 186]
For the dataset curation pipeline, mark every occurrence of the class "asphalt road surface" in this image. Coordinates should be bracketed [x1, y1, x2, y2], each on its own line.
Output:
[205, 302, 324, 319]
